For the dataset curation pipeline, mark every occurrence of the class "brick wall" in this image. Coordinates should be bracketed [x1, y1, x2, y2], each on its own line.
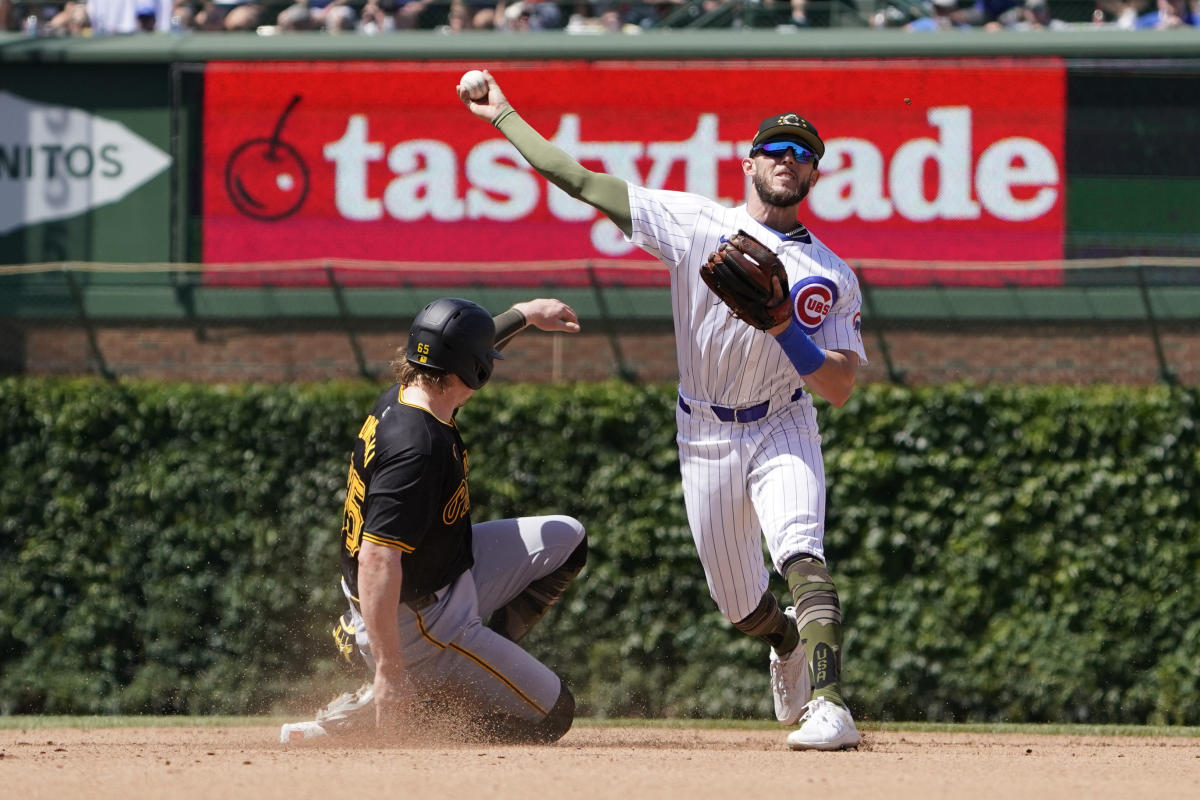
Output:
[859, 322, 1200, 386]
[5, 321, 1198, 386]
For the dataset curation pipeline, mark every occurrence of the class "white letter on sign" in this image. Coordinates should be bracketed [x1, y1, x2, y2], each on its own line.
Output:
[465, 139, 538, 221]
[645, 113, 731, 201]
[810, 138, 893, 222]
[976, 137, 1059, 221]
[889, 107, 981, 222]
[323, 115, 383, 222]
[384, 140, 465, 221]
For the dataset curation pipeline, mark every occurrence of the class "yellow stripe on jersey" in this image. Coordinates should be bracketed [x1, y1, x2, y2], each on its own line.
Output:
[398, 386, 456, 428]
[412, 610, 547, 716]
[361, 531, 415, 553]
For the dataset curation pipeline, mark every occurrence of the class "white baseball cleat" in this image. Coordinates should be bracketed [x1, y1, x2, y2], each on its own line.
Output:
[769, 607, 811, 725]
[279, 720, 329, 744]
[786, 696, 861, 751]
[280, 682, 375, 743]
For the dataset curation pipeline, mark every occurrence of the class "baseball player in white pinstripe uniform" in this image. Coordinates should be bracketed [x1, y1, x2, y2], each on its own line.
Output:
[460, 71, 867, 750]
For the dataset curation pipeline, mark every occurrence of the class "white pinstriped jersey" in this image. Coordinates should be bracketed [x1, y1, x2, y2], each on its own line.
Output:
[627, 184, 867, 406]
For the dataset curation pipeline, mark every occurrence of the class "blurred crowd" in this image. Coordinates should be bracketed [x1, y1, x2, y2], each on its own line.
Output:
[872, 0, 1196, 29]
[9, 0, 689, 33]
[1, 0, 1195, 34]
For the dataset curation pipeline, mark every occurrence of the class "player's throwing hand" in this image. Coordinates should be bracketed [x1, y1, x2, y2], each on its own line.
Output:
[456, 69, 509, 123]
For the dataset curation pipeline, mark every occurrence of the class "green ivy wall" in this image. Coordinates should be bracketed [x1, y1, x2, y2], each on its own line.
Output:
[1, 379, 1197, 723]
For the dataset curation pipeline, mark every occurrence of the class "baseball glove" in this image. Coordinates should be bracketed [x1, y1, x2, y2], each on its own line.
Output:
[700, 230, 791, 330]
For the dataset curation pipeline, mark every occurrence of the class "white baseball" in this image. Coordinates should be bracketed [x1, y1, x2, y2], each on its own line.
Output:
[460, 70, 488, 101]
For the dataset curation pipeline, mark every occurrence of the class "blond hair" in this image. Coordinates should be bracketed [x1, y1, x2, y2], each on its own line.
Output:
[392, 351, 451, 390]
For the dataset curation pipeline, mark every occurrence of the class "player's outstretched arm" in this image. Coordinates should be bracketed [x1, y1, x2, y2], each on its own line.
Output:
[457, 70, 633, 237]
[513, 298, 581, 333]
[494, 298, 580, 351]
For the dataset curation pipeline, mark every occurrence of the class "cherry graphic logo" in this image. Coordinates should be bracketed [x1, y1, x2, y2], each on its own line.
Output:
[224, 96, 309, 221]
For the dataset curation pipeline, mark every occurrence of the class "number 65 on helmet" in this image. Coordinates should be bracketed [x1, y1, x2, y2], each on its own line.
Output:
[406, 297, 504, 389]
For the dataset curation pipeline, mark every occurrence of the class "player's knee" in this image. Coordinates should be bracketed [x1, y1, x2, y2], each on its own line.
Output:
[731, 591, 782, 638]
[471, 684, 575, 744]
[540, 515, 587, 574]
[544, 514, 586, 551]
[712, 597, 748, 626]
[535, 684, 575, 743]
[493, 684, 574, 744]
[563, 534, 587, 572]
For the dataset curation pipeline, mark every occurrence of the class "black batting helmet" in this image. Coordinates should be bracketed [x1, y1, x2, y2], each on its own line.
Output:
[406, 298, 503, 390]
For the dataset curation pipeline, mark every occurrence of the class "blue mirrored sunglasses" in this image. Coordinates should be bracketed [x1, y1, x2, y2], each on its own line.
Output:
[751, 141, 817, 162]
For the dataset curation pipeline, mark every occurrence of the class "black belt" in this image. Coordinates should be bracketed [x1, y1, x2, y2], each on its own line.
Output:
[678, 388, 804, 423]
[406, 591, 439, 612]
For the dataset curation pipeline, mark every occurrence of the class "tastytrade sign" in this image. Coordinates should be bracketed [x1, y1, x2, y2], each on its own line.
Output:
[202, 60, 1065, 286]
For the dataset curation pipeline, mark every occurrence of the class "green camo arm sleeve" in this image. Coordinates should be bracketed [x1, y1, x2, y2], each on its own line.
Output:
[494, 108, 633, 237]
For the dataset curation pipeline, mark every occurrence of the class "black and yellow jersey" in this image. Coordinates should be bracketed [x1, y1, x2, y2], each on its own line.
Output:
[339, 384, 473, 604]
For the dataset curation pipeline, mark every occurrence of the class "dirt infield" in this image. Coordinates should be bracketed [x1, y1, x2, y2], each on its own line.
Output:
[3, 724, 1197, 800]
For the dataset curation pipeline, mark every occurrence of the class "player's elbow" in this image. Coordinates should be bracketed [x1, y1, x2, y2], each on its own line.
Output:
[824, 351, 859, 406]
[827, 388, 852, 408]
[815, 370, 856, 407]
[818, 382, 851, 407]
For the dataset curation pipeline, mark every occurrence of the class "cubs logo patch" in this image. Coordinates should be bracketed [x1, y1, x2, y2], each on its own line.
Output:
[790, 277, 839, 334]
[853, 312, 862, 333]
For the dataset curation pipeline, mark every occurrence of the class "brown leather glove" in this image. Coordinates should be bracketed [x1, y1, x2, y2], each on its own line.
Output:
[700, 230, 791, 330]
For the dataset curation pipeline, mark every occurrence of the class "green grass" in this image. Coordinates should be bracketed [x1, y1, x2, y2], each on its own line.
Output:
[0, 716, 294, 729]
[576, 718, 1200, 737]
[856, 721, 1200, 738]
[3, 716, 1197, 738]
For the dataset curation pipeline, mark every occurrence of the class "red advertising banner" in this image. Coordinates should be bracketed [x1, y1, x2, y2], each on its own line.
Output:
[202, 59, 1066, 287]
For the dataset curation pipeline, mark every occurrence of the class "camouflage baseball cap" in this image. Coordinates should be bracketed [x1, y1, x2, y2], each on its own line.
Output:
[751, 113, 825, 159]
